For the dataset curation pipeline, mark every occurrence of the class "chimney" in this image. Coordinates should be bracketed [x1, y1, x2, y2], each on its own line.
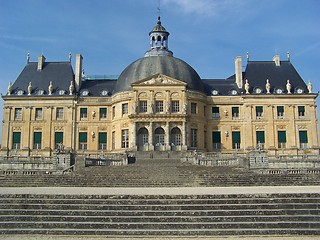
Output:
[37, 55, 46, 71]
[273, 54, 280, 66]
[75, 54, 83, 91]
[235, 56, 243, 88]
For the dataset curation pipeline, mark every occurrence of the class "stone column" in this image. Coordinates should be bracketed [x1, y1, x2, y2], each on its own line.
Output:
[165, 122, 170, 150]
[149, 122, 154, 151]
[182, 121, 187, 150]
[131, 122, 137, 150]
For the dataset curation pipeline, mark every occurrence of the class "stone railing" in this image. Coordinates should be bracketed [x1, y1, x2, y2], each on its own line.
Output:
[84, 153, 129, 166]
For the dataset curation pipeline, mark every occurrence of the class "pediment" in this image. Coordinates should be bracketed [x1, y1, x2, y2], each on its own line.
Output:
[132, 74, 187, 87]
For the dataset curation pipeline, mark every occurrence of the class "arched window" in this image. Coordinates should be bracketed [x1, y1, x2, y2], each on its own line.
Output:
[171, 127, 181, 146]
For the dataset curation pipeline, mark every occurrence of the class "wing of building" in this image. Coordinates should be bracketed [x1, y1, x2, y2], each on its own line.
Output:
[1, 17, 318, 157]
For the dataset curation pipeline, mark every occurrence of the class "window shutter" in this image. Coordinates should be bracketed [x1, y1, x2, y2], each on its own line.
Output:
[13, 132, 21, 143]
[79, 132, 87, 142]
[212, 107, 219, 113]
[232, 107, 239, 114]
[99, 132, 107, 143]
[55, 132, 63, 144]
[232, 131, 241, 143]
[299, 131, 308, 143]
[277, 106, 284, 112]
[80, 108, 87, 114]
[256, 131, 265, 143]
[212, 132, 221, 143]
[298, 106, 305, 112]
[33, 132, 42, 144]
[278, 131, 286, 143]
[256, 106, 263, 112]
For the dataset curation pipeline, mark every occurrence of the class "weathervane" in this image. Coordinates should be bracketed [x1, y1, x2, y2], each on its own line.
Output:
[157, 0, 161, 17]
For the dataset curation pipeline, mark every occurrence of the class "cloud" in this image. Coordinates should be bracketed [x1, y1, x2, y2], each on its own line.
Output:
[162, 0, 252, 19]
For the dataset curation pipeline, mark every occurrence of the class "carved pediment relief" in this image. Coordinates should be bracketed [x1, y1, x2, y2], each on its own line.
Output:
[132, 74, 187, 87]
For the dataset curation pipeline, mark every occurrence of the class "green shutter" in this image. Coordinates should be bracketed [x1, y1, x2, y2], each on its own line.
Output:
[100, 108, 106, 115]
[299, 131, 308, 143]
[79, 132, 87, 143]
[298, 106, 305, 112]
[55, 132, 63, 144]
[232, 131, 241, 143]
[13, 132, 21, 143]
[256, 131, 265, 143]
[99, 132, 107, 143]
[256, 106, 263, 112]
[80, 108, 87, 114]
[232, 107, 239, 114]
[33, 132, 42, 144]
[277, 106, 284, 113]
[212, 132, 221, 143]
[212, 107, 219, 113]
[278, 131, 286, 143]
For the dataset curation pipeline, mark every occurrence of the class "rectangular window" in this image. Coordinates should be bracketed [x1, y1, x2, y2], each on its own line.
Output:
[256, 131, 265, 149]
[204, 106, 206, 117]
[212, 131, 221, 150]
[278, 131, 286, 148]
[56, 107, 64, 120]
[14, 108, 22, 120]
[112, 106, 115, 119]
[54, 132, 64, 149]
[298, 106, 305, 117]
[232, 131, 241, 149]
[99, 107, 107, 119]
[191, 103, 197, 114]
[80, 108, 87, 119]
[122, 129, 129, 148]
[299, 131, 308, 149]
[35, 108, 42, 119]
[171, 100, 180, 113]
[155, 101, 163, 113]
[33, 132, 42, 149]
[12, 132, 21, 150]
[139, 101, 147, 113]
[256, 106, 263, 117]
[122, 103, 128, 115]
[212, 107, 220, 119]
[232, 107, 239, 118]
[79, 132, 87, 150]
[99, 132, 107, 150]
[277, 106, 284, 118]
[191, 128, 197, 148]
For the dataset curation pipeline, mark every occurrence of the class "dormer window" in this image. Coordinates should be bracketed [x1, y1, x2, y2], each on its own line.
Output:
[231, 90, 238, 95]
[17, 90, 24, 96]
[81, 90, 89, 96]
[58, 89, 65, 95]
[296, 88, 304, 94]
[101, 90, 109, 96]
[275, 88, 283, 94]
[36, 89, 44, 95]
[212, 90, 219, 95]
[254, 88, 262, 94]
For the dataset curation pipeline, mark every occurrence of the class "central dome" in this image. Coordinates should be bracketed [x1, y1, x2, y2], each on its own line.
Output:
[114, 17, 204, 94]
[114, 55, 204, 93]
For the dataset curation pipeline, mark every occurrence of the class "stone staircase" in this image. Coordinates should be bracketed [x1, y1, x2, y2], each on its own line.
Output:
[0, 192, 319, 236]
[1, 157, 320, 187]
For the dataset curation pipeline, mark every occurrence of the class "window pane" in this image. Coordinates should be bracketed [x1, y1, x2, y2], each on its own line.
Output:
[100, 108, 107, 118]
[172, 101, 180, 113]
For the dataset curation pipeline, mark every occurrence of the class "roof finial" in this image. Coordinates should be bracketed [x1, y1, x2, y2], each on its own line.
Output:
[69, 52, 72, 62]
[157, 0, 161, 19]
[287, 51, 290, 61]
[27, 52, 30, 63]
[246, 52, 249, 62]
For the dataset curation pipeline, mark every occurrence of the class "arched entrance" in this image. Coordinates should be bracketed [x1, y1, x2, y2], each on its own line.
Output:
[154, 127, 165, 151]
[171, 127, 182, 151]
[137, 127, 149, 151]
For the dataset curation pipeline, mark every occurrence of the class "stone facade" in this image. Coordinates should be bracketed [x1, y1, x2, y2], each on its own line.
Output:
[1, 17, 319, 158]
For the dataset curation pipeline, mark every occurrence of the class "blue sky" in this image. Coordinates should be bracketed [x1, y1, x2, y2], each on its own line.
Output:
[0, 0, 319, 137]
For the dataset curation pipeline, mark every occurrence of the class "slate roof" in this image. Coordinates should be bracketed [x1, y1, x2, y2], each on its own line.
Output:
[9, 62, 75, 96]
[243, 61, 307, 94]
[80, 79, 117, 97]
[202, 78, 240, 96]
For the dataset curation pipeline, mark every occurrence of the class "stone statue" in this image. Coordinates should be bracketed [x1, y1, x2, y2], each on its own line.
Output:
[183, 103, 187, 113]
[166, 102, 170, 113]
[286, 80, 291, 94]
[7, 82, 12, 96]
[244, 79, 250, 94]
[132, 102, 137, 113]
[28, 82, 32, 96]
[149, 103, 154, 114]
[307, 80, 312, 93]
[69, 81, 74, 95]
[266, 79, 271, 94]
[48, 81, 53, 95]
